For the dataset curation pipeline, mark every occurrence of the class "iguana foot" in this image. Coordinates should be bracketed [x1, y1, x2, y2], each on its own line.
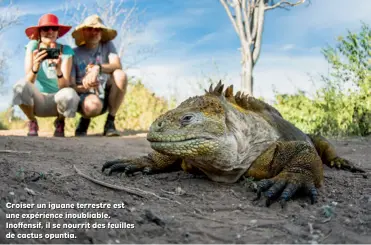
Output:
[248, 142, 323, 207]
[102, 153, 180, 176]
[102, 157, 155, 176]
[329, 157, 365, 173]
[253, 177, 318, 207]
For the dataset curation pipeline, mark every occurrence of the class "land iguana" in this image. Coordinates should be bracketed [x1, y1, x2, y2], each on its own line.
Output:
[102, 81, 365, 206]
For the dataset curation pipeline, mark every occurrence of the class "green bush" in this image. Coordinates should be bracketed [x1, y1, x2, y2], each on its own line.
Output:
[274, 23, 371, 136]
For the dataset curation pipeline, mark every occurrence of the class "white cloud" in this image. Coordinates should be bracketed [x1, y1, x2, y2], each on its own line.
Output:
[280, 44, 295, 51]
[277, 0, 371, 31]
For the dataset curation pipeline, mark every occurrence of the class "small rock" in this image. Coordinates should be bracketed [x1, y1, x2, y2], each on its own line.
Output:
[321, 205, 334, 218]
[331, 201, 338, 206]
[236, 234, 241, 239]
[24, 187, 36, 196]
[300, 203, 308, 208]
[108, 229, 116, 236]
[55, 173, 61, 176]
[250, 219, 257, 224]
[9, 192, 15, 196]
[344, 218, 351, 223]
[175, 186, 185, 195]
[20, 195, 27, 201]
[144, 209, 166, 227]
[312, 234, 320, 239]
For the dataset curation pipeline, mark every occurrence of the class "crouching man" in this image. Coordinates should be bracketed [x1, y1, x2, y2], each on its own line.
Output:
[12, 13, 79, 137]
[70, 15, 128, 137]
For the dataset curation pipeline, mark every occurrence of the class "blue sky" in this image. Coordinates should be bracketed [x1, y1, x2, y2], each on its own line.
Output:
[0, 0, 370, 112]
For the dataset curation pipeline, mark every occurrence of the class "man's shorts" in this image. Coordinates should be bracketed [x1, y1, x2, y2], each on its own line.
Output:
[77, 84, 111, 116]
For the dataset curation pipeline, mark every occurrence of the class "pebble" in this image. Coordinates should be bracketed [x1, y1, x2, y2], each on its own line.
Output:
[175, 186, 185, 195]
[25, 187, 36, 196]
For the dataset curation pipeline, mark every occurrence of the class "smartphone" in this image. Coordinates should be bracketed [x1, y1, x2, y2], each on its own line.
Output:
[39, 48, 60, 59]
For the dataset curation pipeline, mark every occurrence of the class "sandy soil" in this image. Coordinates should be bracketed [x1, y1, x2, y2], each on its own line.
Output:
[0, 130, 370, 244]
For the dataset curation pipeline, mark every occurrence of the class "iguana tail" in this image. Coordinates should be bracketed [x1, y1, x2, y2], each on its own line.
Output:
[307, 134, 365, 173]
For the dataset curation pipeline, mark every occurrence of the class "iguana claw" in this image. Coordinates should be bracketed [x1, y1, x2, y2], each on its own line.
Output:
[329, 157, 365, 173]
[253, 178, 318, 207]
[102, 158, 154, 176]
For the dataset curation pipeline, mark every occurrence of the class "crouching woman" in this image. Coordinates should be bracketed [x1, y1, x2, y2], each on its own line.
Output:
[11, 13, 79, 137]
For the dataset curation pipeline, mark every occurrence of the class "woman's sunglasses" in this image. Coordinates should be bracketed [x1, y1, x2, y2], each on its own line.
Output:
[40, 26, 59, 32]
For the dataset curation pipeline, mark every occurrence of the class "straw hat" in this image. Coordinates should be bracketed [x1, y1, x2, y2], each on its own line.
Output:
[25, 13, 72, 40]
[71, 15, 117, 46]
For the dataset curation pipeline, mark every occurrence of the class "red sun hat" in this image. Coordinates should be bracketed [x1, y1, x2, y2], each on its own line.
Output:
[25, 13, 72, 40]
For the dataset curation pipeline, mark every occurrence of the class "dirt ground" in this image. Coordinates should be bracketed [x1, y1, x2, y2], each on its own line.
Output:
[0, 129, 370, 244]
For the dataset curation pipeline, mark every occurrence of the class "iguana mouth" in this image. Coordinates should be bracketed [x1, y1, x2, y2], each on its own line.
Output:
[147, 137, 213, 143]
[147, 131, 215, 143]
[148, 137, 219, 157]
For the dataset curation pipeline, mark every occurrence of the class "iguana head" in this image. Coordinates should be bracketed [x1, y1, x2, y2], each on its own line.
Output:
[147, 81, 281, 160]
[147, 81, 281, 183]
[147, 91, 227, 157]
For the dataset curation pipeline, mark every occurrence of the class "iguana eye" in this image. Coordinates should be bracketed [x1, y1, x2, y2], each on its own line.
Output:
[180, 114, 194, 125]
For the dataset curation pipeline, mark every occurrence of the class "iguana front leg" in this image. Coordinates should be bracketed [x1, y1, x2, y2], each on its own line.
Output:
[246, 141, 323, 206]
[102, 151, 181, 175]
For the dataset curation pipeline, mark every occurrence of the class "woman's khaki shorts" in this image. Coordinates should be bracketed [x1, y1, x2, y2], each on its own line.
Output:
[11, 80, 79, 118]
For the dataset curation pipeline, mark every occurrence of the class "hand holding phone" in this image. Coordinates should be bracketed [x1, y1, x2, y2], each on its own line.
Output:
[38, 48, 60, 59]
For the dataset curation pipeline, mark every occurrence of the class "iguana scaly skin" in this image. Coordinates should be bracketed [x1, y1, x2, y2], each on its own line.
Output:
[102, 81, 365, 206]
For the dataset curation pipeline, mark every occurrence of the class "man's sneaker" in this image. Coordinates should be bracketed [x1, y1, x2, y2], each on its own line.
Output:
[103, 120, 120, 136]
[27, 120, 39, 136]
[53, 119, 65, 137]
[75, 117, 91, 137]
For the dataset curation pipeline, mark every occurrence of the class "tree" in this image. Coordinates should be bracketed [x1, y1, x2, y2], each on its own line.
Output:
[62, 0, 154, 70]
[0, 0, 20, 89]
[219, 0, 308, 95]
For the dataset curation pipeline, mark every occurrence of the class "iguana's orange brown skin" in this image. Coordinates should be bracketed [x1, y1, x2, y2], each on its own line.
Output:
[102, 81, 365, 206]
